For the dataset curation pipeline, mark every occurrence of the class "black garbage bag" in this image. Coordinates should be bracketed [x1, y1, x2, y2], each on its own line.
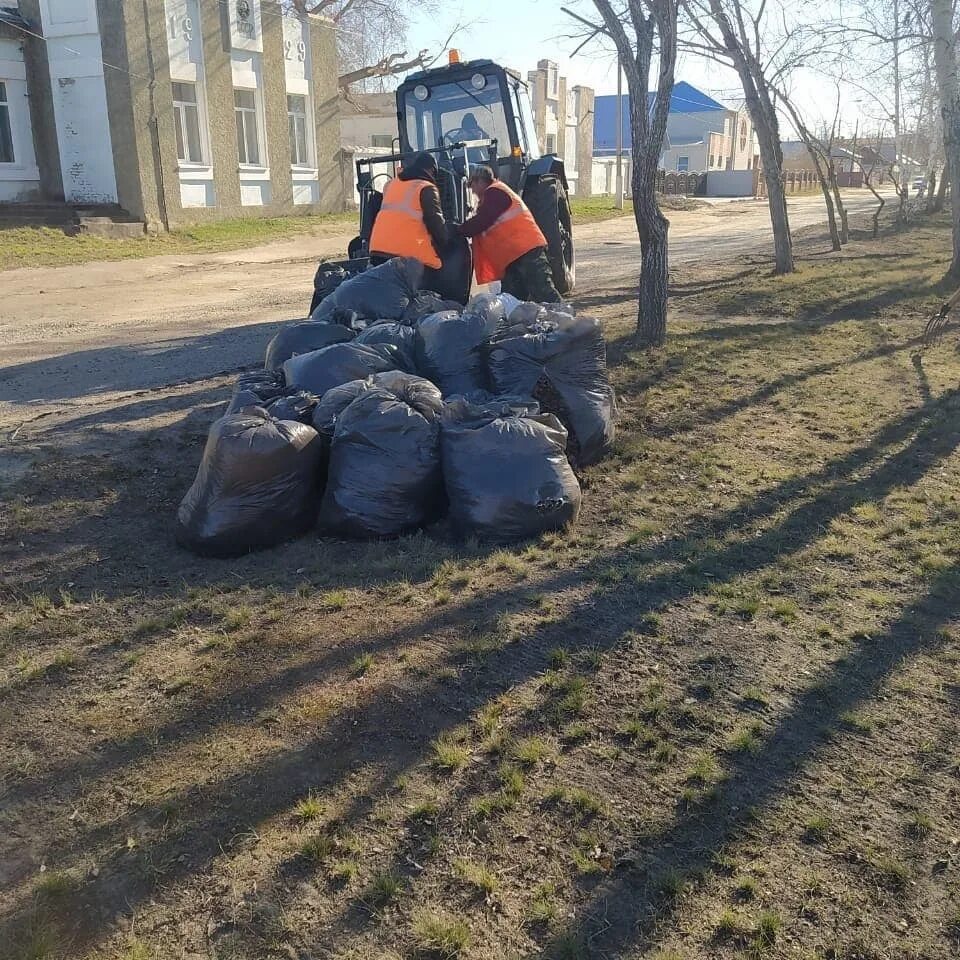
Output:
[225, 370, 285, 414]
[402, 290, 464, 326]
[264, 320, 354, 371]
[312, 378, 376, 438]
[310, 257, 424, 323]
[318, 373, 444, 538]
[465, 292, 516, 331]
[414, 305, 500, 397]
[176, 410, 323, 557]
[487, 312, 616, 467]
[355, 322, 417, 372]
[265, 390, 319, 424]
[283, 342, 399, 397]
[440, 396, 581, 542]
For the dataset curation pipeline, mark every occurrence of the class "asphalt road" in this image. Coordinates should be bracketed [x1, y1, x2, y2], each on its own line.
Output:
[0, 190, 886, 436]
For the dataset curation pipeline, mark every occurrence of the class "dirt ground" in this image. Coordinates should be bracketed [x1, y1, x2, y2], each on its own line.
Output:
[2, 203, 959, 960]
[0, 191, 885, 444]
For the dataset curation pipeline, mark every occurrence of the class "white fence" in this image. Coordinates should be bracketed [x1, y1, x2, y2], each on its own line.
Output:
[591, 157, 633, 197]
[704, 170, 755, 197]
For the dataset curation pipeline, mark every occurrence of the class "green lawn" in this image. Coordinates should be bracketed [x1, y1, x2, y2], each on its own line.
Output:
[3, 207, 959, 960]
[0, 211, 356, 271]
[570, 195, 635, 224]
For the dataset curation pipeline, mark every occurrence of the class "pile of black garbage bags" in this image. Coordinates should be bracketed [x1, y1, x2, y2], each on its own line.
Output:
[176, 257, 617, 557]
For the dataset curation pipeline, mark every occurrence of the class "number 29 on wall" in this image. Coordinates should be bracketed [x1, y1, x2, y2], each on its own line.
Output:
[284, 38, 307, 61]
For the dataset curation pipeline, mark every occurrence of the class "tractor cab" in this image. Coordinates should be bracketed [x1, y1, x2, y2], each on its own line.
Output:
[311, 54, 574, 313]
[397, 58, 541, 192]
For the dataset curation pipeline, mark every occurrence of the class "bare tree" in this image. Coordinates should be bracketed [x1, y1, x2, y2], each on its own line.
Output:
[930, 0, 960, 276]
[781, 98, 843, 251]
[571, 0, 678, 345]
[287, 0, 441, 92]
[681, 0, 800, 274]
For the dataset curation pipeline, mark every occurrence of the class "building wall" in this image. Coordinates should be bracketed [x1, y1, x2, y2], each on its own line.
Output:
[572, 85, 594, 199]
[339, 93, 396, 149]
[528, 59, 593, 196]
[661, 142, 707, 174]
[35, 0, 118, 203]
[8, 0, 344, 222]
[0, 30, 41, 200]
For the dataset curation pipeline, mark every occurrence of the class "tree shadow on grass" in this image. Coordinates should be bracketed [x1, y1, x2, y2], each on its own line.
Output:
[538, 563, 959, 958]
[4, 385, 959, 956]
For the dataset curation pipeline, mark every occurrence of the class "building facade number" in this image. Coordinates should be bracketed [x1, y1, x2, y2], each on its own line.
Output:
[284, 38, 307, 61]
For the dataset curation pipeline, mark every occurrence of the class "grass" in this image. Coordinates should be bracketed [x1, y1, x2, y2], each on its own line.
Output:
[455, 858, 499, 897]
[8, 206, 960, 960]
[803, 814, 832, 843]
[411, 910, 472, 957]
[547, 785, 604, 817]
[294, 793, 325, 822]
[512, 736, 552, 765]
[368, 870, 404, 906]
[351, 652, 374, 676]
[0, 211, 355, 270]
[431, 735, 471, 771]
[728, 722, 764, 755]
[527, 881, 560, 924]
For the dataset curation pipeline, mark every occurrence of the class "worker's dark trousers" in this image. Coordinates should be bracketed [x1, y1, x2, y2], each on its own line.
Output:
[501, 246, 561, 303]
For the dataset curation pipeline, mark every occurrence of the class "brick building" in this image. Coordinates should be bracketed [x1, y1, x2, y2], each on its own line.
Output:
[0, 0, 345, 228]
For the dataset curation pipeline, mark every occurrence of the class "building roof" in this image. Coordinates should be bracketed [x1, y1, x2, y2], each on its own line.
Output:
[593, 81, 729, 152]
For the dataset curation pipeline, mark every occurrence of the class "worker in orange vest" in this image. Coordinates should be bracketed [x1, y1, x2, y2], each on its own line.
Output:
[369, 152, 452, 286]
[457, 166, 561, 303]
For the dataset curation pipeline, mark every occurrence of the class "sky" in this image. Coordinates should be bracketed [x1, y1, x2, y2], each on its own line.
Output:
[404, 0, 882, 138]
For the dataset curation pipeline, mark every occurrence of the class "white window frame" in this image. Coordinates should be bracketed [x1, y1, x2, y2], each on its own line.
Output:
[172, 79, 211, 168]
[286, 92, 313, 168]
[677, 156, 689, 172]
[0, 81, 15, 165]
[234, 86, 267, 170]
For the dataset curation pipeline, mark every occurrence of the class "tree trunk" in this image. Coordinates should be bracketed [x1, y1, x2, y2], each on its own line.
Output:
[926, 169, 938, 214]
[821, 178, 841, 251]
[829, 171, 849, 244]
[931, 0, 960, 276]
[633, 165, 669, 345]
[801, 142, 841, 250]
[934, 157, 949, 212]
[754, 119, 793, 271]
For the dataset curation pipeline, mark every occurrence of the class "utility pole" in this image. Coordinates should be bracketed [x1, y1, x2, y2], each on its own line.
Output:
[615, 58, 624, 209]
[892, 0, 905, 209]
[851, 116, 859, 187]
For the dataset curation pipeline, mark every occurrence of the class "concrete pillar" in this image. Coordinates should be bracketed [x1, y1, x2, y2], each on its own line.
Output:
[573, 85, 594, 197]
[310, 15, 342, 213]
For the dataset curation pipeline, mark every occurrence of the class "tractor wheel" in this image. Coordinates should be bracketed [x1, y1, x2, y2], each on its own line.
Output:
[524, 176, 575, 295]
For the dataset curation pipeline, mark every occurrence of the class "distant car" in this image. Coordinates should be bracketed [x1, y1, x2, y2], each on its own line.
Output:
[913, 176, 928, 193]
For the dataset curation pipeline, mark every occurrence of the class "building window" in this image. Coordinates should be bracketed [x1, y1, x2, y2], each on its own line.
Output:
[545, 133, 557, 154]
[235, 88, 262, 166]
[371, 134, 393, 148]
[739, 118, 747, 152]
[0, 82, 14, 164]
[172, 81, 204, 164]
[287, 94, 309, 167]
[708, 153, 715, 168]
[677, 156, 689, 172]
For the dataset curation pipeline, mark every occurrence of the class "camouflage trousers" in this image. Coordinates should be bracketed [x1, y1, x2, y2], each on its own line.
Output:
[501, 246, 561, 304]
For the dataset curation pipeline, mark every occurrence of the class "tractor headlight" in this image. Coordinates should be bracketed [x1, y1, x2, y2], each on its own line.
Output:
[470, 73, 487, 90]
[413, 84, 429, 101]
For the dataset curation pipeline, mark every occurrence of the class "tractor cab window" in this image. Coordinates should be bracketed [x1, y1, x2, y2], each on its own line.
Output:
[402, 77, 512, 159]
[510, 78, 541, 159]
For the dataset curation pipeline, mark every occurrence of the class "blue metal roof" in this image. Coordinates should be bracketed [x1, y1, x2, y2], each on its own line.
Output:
[594, 81, 728, 153]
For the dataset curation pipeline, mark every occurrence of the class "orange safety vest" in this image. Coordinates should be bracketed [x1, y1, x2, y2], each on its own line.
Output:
[471, 182, 547, 284]
[369, 177, 442, 270]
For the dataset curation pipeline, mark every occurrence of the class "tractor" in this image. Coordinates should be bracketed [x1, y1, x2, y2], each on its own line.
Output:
[310, 52, 575, 313]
